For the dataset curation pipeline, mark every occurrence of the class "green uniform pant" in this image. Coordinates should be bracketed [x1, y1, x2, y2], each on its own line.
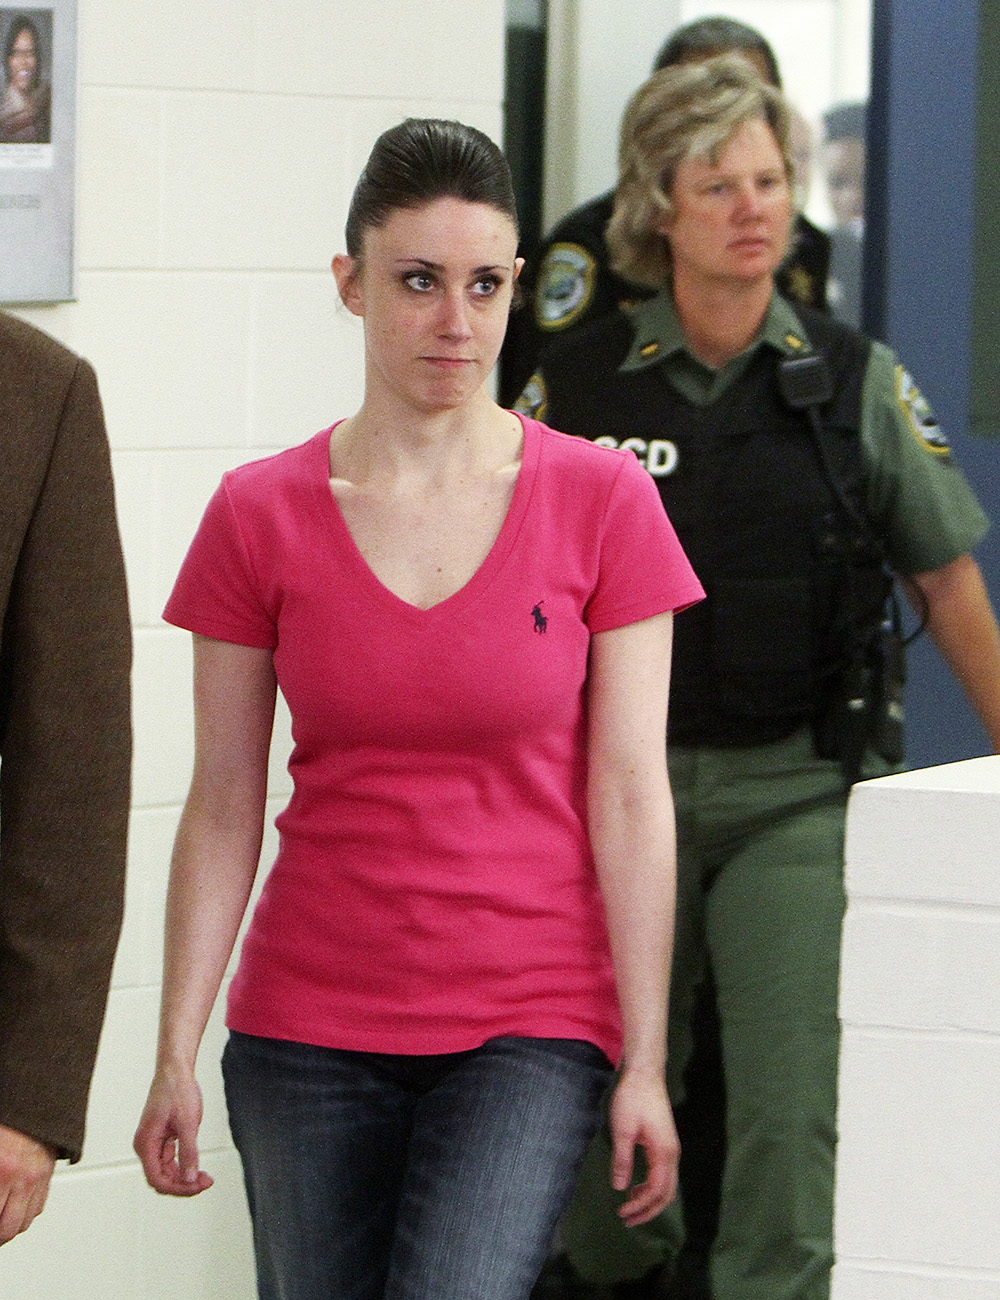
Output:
[563, 730, 887, 1300]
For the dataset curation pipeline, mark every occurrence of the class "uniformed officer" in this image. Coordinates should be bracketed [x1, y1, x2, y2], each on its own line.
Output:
[517, 29, 829, 1295]
[499, 16, 830, 408]
[517, 56, 1000, 1300]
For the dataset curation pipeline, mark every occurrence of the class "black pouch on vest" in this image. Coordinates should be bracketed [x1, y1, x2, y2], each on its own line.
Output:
[813, 598, 906, 778]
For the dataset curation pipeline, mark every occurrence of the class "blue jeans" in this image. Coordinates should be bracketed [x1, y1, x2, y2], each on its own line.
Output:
[223, 1031, 612, 1300]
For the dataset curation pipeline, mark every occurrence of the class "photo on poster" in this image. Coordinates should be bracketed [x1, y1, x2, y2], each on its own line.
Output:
[0, 0, 74, 301]
[0, 9, 53, 167]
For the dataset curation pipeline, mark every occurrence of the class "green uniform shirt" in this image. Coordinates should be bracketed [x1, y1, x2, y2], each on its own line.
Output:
[613, 291, 989, 577]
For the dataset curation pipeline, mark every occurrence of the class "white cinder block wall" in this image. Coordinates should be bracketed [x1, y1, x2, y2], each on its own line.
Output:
[3, 3, 505, 1296]
[835, 758, 1000, 1299]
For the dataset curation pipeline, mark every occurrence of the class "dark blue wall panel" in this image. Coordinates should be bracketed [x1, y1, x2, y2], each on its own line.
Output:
[867, 0, 995, 767]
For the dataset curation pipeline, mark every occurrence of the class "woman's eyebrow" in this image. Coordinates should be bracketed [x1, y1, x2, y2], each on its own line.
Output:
[395, 258, 509, 273]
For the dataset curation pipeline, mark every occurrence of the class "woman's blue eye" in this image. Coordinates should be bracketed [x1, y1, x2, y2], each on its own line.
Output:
[474, 276, 501, 296]
[404, 272, 434, 291]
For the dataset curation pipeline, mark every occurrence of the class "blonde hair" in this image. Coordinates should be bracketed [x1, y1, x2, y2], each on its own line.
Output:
[607, 55, 795, 288]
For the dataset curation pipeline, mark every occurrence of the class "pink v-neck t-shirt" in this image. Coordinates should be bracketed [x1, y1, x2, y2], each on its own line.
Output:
[164, 416, 704, 1064]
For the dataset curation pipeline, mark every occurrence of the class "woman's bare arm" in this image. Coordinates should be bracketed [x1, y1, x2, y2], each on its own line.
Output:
[134, 635, 276, 1195]
[587, 611, 680, 1226]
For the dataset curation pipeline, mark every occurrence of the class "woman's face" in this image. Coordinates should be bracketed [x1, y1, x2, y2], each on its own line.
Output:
[334, 197, 521, 415]
[7, 28, 37, 93]
[658, 117, 794, 292]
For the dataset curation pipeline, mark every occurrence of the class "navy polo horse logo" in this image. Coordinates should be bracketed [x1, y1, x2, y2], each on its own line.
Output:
[532, 602, 547, 634]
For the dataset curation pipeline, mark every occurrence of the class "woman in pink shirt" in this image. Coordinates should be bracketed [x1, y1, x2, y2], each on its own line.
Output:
[134, 118, 703, 1300]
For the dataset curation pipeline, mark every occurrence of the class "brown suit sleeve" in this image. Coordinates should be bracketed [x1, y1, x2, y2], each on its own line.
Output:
[0, 323, 132, 1161]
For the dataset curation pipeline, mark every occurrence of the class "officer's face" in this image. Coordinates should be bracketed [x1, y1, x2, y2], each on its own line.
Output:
[658, 117, 794, 293]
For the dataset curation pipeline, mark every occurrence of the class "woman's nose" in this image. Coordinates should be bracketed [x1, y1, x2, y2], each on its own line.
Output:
[734, 182, 765, 219]
[437, 290, 472, 338]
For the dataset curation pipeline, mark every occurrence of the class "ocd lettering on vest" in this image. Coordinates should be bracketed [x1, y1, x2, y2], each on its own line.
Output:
[593, 436, 678, 477]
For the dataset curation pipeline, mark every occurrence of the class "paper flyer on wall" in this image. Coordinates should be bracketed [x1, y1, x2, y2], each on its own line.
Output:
[0, 1, 75, 303]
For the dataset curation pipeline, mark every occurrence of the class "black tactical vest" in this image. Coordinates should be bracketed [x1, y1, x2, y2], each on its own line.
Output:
[538, 305, 887, 745]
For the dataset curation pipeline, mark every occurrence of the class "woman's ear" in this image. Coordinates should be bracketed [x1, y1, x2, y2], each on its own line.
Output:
[332, 254, 363, 316]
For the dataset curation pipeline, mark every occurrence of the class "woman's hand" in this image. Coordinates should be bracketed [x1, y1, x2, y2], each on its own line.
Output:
[133, 1069, 214, 1197]
[608, 1067, 680, 1226]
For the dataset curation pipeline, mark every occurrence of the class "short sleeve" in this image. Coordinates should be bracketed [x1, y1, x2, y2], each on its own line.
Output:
[862, 343, 989, 574]
[163, 476, 277, 648]
[586, 450, 704, 633]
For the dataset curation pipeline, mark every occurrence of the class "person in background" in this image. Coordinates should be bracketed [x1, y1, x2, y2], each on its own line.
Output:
[0, 311, 132, 1244]
[499, 15, 830, 407]
[523, 21, 826, 1296]
[0, 15, 51, 144]
[821, 102, 867, 328]
[134, 118, 704, 1300]
[517, 57, 1000, 1300]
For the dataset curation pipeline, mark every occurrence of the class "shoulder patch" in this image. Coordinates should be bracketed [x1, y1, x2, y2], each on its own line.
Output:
[784, 265, 817, 307]
[534, 242, 598, 331]
[895, 367, 950, 455]
[513, 372, 547, 421]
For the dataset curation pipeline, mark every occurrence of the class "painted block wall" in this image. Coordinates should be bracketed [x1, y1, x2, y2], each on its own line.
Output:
[835, 758, 1000, 1299]
[2, 2, 504, 1296]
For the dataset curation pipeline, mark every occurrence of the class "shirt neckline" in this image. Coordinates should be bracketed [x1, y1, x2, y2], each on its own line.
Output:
[618, 290, 817, 406]
[313, 413, 539, 622]
[621, 289, 812, 370]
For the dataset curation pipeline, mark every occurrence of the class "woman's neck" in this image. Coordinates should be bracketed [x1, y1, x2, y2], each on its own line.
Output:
[671, 272, 774, 370]
[332, 388, 520, 489]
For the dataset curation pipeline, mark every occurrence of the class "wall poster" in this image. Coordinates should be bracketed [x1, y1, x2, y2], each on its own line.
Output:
[0, 1, 75, 302]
